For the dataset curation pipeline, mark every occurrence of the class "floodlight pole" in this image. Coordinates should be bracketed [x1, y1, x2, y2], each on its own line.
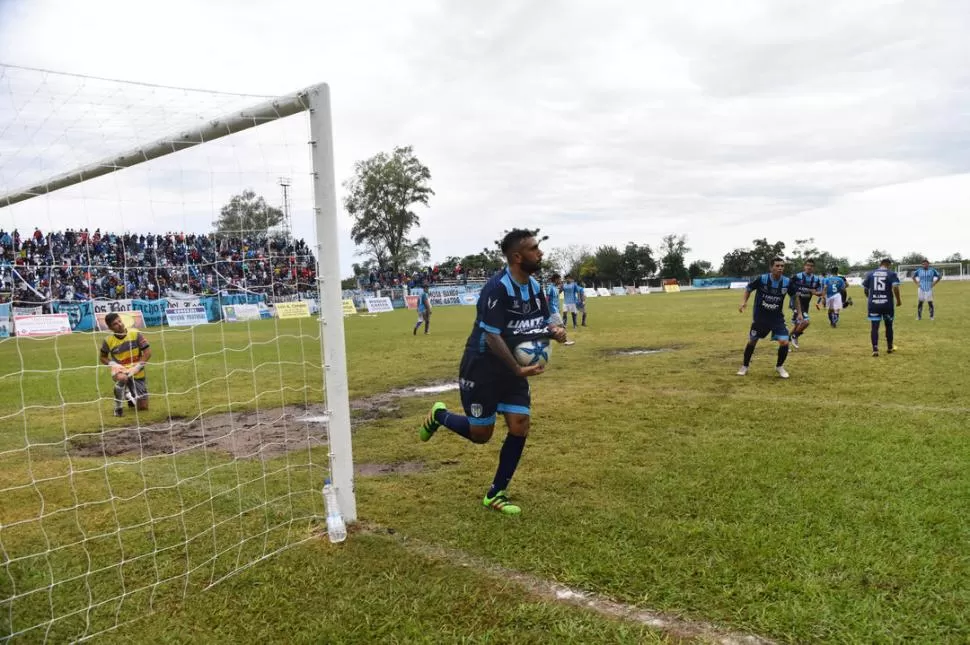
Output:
[306, 84, 357, 522]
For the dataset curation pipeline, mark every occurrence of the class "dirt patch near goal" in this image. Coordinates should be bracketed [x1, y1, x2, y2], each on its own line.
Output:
[68, 381, 459, 461]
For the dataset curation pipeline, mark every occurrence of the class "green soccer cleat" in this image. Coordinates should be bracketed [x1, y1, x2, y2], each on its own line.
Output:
[482, 490, 521, 515]
[419, 402, 447, 442]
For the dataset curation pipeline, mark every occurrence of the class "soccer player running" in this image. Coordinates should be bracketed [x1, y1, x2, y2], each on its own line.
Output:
[863, 259, 902, 356]
[737, 257, 801, 379]
[822, 267, 846, 327]
[912, 260, 941, 320]
[99, 312, 152, 417]
[788, 259, 823, 349]
[418, 230, 567, 515]
[561, 274, 581, 329]
[413, 286, 432, 335]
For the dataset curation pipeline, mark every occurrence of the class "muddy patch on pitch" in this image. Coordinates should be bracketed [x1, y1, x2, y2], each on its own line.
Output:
[68, 381, 459, 461]
[607, 346, 679, 357]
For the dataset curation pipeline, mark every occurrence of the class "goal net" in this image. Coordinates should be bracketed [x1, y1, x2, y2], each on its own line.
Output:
[896, 262, 965, 280]
[0, 65, 354, 641]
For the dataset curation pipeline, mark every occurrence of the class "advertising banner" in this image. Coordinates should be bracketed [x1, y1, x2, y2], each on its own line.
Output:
[92, 299, 134, 314]
[342, 298, 358, 315]
[275, 301, 311, 319]
[165, 306, 209, 326]
[14, 314, 72, 337]
[365, 297, 394, 313]
[52, 301, 96, 331]
[0, 303, 10, 338]
[222, 304, 262, 322]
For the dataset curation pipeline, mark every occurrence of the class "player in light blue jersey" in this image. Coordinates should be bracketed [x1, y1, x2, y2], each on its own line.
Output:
[545, 274, 563, 327]
[561, 275, 582, 329]
[576, 283, 588, 327]
[822, 268, 846, 327]
[413, 286, 432, 335]
[912, 260, 941, 320]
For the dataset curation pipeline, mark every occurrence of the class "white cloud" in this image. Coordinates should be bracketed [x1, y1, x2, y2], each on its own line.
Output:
[1, 0, 968, 273]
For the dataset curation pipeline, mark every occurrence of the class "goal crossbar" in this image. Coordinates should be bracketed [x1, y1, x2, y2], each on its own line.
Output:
[0, 85, 314, 208]
[0, 81, 357, 522]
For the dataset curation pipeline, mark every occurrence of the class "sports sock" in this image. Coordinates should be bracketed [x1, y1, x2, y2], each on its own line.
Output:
[833, 313, 840, 325]
[424, 318, 430, 333]
[917, 302, 924, 318]
[776, 343, 789, 367]
[434, 408, 472, 440]
[886, 320, 894, 349]
[743, 343, 756, 367]
[571, 313, 577, 327]
[871, 321, 880, 349]
[488, 433, 526, 498]
[581, 312, 587, 326]
[113, 383, 125, 410]
[928, 302, 935, 318]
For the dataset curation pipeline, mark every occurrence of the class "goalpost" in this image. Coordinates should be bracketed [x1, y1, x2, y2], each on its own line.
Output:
[0, 65, 354, 641]
[896, 263, 965, 281]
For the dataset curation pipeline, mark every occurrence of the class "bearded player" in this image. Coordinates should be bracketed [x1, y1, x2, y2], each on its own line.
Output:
[418, 229, 567, 515]
[99, 312, 151, 417]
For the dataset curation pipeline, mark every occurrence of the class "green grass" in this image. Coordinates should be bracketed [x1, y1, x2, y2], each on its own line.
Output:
[2, 283, 969, 642]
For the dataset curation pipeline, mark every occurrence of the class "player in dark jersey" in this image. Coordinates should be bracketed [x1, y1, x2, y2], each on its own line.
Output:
[862, 258, 902, 357]
[417, 230, 568, 515]
[788, 259, 823, 349]
[737, 257, 801, 379]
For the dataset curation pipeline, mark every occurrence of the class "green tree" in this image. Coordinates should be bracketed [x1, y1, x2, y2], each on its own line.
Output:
[593, 245, 623, 284]
[789, 238, 848, 273]
[900, 252, 928, 265]
[748, 238, 786, 271]
[619, 242, 657, 284]
[688, 260, 712, 280]
[546, 245, 591, 277]
[343, 146, 434, 273]
[719, 248, 755, 276]
[659, 234, 690, 282]
[212, 190, 284, 236]
[944, 253, 963, 263]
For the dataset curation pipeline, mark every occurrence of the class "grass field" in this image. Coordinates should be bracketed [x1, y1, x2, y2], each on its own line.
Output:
[2, 282, 969, 643]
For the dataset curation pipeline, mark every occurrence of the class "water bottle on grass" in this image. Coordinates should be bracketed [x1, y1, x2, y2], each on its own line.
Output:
[322, 478, 346, 543]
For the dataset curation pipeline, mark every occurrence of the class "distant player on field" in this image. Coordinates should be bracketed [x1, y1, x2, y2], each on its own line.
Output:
[822, 268, 846, 327]
[561, 274, 581, 329]
[737, 257, 801, 379]
[576, 282, 588, 327]
[418, 229, 567, 515]
[99, 312, 151, 417]
[788, 259, 823, 349]
[545, 274, 563, 327]
[912, 260, 941, 320]
[413, 286, 432, 335]
[863, 259, 902, 356]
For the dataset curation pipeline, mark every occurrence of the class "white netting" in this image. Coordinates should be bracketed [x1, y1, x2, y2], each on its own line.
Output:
[0, 65, 334, 641]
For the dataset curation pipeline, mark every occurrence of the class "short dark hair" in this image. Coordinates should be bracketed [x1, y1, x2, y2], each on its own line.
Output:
[770, 257, 785, 266]
[880, 258, 892, 267]
[804, 258, 815, 265]
[500, 229, 536, 256]
[104, 312, 120, 326]
[550, 273, 561, 281]
[564, 273, 573, 279]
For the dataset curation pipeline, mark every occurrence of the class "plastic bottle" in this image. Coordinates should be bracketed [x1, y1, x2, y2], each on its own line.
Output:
[322, 478, 346, 543]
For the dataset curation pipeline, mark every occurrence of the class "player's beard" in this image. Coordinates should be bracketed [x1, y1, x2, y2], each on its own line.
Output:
[521, 258, 541, 274]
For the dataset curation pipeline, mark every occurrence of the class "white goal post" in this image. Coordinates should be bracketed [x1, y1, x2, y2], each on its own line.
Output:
[0, 82, 355, 519]
[896, 262, 965, 281]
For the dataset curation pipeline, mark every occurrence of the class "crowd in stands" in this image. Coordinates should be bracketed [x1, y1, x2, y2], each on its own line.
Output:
[0, 228, 317, 306]
[364, 264, 493, 292]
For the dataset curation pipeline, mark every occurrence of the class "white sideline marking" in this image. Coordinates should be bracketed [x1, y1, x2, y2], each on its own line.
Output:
[361, 525, 776, 645]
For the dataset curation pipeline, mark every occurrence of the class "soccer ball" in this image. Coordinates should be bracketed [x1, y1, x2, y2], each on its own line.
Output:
[513, 339, 551, 367]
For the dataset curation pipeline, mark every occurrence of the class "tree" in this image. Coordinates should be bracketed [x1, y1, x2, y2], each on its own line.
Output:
[788, 238, 848, 273]
[944, 253, 963, 263]
[748, 238, 786, 271]
[546, 244, 591, 277]
[688, 260, 713, 281]
[619, 242, 657, 284]
[593, 245, 623, 284]
[865, 249, 894, 268]
[213, 190, 284, 236]
[719, 248, 755, 276]
[659, 234, 690, 282]
[343, 146, 434, 273]
[899, 252, 928, 265]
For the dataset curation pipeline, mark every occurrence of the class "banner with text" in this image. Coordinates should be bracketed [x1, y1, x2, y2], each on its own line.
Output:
[12, 306, 43, 317]
[165, 306, 209, 326]
[52, 301, 96, 331]
[275, 301, 311, 319]
[14, 314, 72, 337]
[92, 299, 134, 314]
[222, 304, 262, 322]
[365, 297, 395, 313]
[342, 298, 358, 315]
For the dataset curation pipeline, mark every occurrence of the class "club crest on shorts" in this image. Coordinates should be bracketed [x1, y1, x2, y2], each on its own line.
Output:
[470, 403, 483, 418]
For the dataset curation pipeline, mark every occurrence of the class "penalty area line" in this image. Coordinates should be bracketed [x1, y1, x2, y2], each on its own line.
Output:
[356, 523, 776, 645]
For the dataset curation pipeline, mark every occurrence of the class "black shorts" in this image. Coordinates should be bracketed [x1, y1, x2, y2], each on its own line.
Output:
[790, 297, 812, 324]
[749, 318, 789, 342]
[458, 353, 530, 426]
[867, 304, 895, 322]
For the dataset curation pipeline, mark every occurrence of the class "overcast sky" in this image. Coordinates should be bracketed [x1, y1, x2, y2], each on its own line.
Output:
[1, 0, 968, 274]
